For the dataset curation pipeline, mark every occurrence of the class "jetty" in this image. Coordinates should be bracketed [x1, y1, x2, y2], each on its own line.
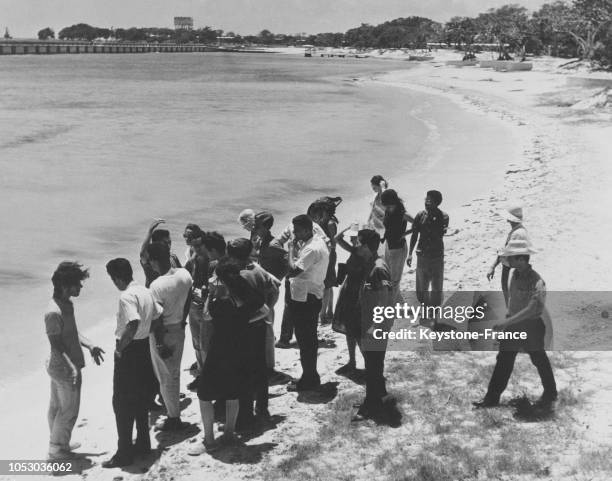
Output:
[0, 39, 228, 55]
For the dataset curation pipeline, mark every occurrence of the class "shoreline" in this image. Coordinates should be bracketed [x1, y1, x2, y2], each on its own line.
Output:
[2, 54, 612, 479]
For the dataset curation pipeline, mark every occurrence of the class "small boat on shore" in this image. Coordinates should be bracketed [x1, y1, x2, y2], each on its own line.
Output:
[479, 60, 533, 71]
[408, 55, 434, 61]
[446, 59, 478, 67]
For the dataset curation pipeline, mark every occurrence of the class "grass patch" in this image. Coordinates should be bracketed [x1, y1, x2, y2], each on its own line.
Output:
[262, 348, 585, 481]
[578, 447, 612, 473]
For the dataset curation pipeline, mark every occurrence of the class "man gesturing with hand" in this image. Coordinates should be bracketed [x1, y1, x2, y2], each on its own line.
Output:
[45, 262, 104, 460]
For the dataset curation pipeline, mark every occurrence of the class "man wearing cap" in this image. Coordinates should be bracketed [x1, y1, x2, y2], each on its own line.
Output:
[487, 206, 531, 306]
[407, 190, 449, 313]
[474, 239, 557, 409]
[285, 215, 329, 391]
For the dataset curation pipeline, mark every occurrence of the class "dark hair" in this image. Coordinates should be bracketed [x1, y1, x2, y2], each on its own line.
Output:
[215, 256, 259, 303]
[52, 261, 89, 297]
[292, 214, 313, 232]
[381, 188, 406, 212]
[185, 223, 201, 233]
[214, 256, 242, 284]
[358, 229, 381, 252]
[106, 258, 133, 283]
[370, 175, 387, 187]
[254, 211, 274, 230]
[426, 190, 443, 206]
[147, 242, 170, 263]
[227, 238, 253, 262]
[151, 229, 170, 242]
[202, 231, 226, 255]
[307, 197, 341, 223]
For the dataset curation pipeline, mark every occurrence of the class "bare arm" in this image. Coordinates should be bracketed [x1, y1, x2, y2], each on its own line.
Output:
[79, 333, 105, 365]
[48, 334, 79, 384]
[286, 240, 304, 278]
[335, 226, 354, 254]
[496, 297, 543, 329]
[150, 316, 165, 346]
[182, 290, 193, 325]
[141, 218, 165, 260]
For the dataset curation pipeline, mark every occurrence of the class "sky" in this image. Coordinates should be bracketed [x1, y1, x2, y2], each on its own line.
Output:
[1, 0, 549, 38]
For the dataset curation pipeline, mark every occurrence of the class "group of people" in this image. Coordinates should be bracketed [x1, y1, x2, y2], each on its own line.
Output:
[43, 174, 557, 467]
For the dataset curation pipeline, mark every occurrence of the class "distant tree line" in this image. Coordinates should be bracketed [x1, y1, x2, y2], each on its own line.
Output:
[45, 0, 612, 66]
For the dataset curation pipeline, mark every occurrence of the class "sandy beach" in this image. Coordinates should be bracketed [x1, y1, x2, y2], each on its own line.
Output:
[3, 50, 612, 481]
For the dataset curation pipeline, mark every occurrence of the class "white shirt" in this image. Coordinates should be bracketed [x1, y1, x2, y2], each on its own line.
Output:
[150, 268, 193, 326]
[115, 281, 163, 340]
[289, 236, 329, 301]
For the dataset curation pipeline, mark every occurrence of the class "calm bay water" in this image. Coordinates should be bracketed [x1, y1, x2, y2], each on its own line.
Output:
[0, 52, 422, 376]
[0, 52, 515, 379]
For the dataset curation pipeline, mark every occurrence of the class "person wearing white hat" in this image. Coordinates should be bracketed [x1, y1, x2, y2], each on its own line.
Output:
[486, 205, 531, 306]
[474, 239, 557, 409]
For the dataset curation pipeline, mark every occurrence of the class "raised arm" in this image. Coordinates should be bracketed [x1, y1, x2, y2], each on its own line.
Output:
[140, 218, 165, 260]
[335, 226, 355, 254]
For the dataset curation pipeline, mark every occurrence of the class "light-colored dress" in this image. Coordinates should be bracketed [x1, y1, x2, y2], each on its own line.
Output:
[367, 193, 386, 236]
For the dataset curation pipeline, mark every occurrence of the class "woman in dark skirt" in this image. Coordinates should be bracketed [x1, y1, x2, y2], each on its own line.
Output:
[191, 257, 265, 455]
[333, 225, 375, 374]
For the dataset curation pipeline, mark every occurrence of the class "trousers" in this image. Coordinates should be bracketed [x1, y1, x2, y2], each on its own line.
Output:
[113, 338, 152, 456]
[149, 324, 185, 418]
[48, 366, 81, 451]
[288, 294, 322, 386]
[485, 350, 557, 402]
[416, 255, 444, 307]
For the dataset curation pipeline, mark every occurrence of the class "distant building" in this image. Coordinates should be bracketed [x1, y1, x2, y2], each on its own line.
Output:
[174, 17, 194, 30]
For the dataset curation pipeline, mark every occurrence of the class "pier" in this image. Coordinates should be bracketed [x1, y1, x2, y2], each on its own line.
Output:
[0, 39, 223, 55]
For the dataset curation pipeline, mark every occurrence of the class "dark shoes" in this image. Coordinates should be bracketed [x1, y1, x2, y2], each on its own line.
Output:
[102, 453, 133, 468]
[275, 340, 292, 349]
[535, 392, 558, 408]
[335, 362, 356, 375]
[472, 398, 500, 409]
[287, 378, 321, 392]
[156, 417, 186, 431]
[187, 376, 200, 392]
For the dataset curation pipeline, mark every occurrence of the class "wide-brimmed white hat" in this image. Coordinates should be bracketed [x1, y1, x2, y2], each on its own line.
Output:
[499, 238, 537, 257]
[501, 205, 523, 224]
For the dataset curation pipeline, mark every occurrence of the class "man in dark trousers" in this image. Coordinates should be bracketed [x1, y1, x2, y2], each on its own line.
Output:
[473, 239, 557, 409]
[103, 258, 163, 468]
[407, 190, 449, 319]
[285, 215, 329, 391]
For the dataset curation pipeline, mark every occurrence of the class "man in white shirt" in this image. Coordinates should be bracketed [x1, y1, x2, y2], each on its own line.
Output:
[275, 217, 329, 348]
[103, 258, 163, 468]
[285, 215, 329, 391]
[147, 242, 193, 431]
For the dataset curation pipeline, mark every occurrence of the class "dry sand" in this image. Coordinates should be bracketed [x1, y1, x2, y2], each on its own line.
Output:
[2, 51, 612, 481]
